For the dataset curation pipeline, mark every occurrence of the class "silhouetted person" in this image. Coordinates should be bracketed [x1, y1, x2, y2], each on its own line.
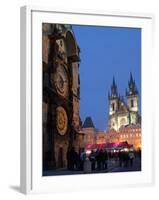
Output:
[89, 150, 96, 171]
[80, 148, 86, 171]
[67, 147, 71, 170]
[74, 151, 80, 170]
[96, 149, 103, 170]
[69, 147, 76, 170]
[96, 150, 101, 170]
[129, 151, 135, 167]
[123, 151, 129, 168]
[118, 150, 123, 167]
[100, 149, 105, 170]
[104, 150, 108, 170]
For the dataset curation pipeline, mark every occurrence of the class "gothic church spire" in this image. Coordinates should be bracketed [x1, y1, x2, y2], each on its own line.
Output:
[109, 77, 118, 99]
[126, 72, 138, 96]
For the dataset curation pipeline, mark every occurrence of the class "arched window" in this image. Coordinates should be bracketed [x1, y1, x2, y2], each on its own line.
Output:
[112, 103, 115, 111]
[120, 118, 126, 126]
[65, 30, 79, 62]
[131, 99, 134, 107]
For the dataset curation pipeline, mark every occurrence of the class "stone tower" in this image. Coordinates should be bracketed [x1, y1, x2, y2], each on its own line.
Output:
[108, 74, 140, 131]
[42, 23, 82, 170]
[108, 77, 119, 115]
[126, 72, 139, 124]
[108, 77, 120, 130]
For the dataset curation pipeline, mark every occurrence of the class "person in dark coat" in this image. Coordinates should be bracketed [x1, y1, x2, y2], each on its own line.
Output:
[129, 150, 135, 167]
[80, 148, 86, 171]
[67, 147, 71, 170]
[89, 150, 96, 171]
[103, 150, 108, 170]
[118, 150, 123, 167]
[123, 150, 129, 168]
[70, 147, 76, 170]
[100, 149, 105, 170]
[96, 149, 101, 170]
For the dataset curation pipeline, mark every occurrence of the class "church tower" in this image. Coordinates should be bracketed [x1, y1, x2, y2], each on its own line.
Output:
[126, 72, 139, 124]
[108, 77, 119, 130]
[108, 77, 119, 115]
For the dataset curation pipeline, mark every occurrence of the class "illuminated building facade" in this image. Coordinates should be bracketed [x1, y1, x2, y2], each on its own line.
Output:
[108, 74, 140, 131]
[82, 118, 141, 151]
[105, 124, 141, 150]
[82, 75, 141, 151]
[43, 23, 141, 172]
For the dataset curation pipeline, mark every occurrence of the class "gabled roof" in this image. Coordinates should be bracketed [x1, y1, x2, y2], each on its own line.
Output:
[82, 117, 95, 128]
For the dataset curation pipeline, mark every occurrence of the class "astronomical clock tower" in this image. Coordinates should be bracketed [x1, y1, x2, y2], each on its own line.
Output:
[42, 24, 82, 170]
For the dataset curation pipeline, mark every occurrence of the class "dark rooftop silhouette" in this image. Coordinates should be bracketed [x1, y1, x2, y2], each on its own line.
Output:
[82, 117, 95, 128]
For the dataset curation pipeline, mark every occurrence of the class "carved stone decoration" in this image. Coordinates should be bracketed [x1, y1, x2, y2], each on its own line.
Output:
[56, 106, 68, 135]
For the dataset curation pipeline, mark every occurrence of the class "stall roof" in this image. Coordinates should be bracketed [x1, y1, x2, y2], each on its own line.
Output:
[86, 141, 132, 150]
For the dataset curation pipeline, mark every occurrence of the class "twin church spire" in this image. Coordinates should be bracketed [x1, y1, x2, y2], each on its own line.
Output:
[109, 76, 118, 98]
[108, 72, 138, 99]
[126, 72, 138, 96]
[108, 73, 139, 130]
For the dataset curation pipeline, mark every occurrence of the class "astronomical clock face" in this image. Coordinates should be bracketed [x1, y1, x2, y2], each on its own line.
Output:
[56, 106, 68, 135]
[52, 65, 68, 98]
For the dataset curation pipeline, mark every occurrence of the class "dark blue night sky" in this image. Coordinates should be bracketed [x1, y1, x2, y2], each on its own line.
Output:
[72, 25, 141, 131]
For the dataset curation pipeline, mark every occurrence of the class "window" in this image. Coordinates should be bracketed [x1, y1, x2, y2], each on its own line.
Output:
[131, 99, 134, 107]
[112, 103, 115, 111]
[120, 118, 126, 126]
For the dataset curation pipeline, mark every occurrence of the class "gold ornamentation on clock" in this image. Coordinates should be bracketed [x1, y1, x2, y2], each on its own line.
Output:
[56, 106, 68, 135]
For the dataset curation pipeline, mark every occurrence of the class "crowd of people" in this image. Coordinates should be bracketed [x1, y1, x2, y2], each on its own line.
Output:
[118, 150, 135, 168]
[67, 147, 138, 172]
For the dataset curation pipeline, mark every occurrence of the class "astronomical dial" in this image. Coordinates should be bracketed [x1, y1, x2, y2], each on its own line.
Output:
[52, 65, 68, 98]
[56, 106, 68, 135]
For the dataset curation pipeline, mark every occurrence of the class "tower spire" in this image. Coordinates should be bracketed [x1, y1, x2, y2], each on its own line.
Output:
[126, 72, 139, 114]
[110, 76, 118, 98]
[112, 76, 116, 87]
[130, 72, 134, 84]
[126, 72, 138, 96]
